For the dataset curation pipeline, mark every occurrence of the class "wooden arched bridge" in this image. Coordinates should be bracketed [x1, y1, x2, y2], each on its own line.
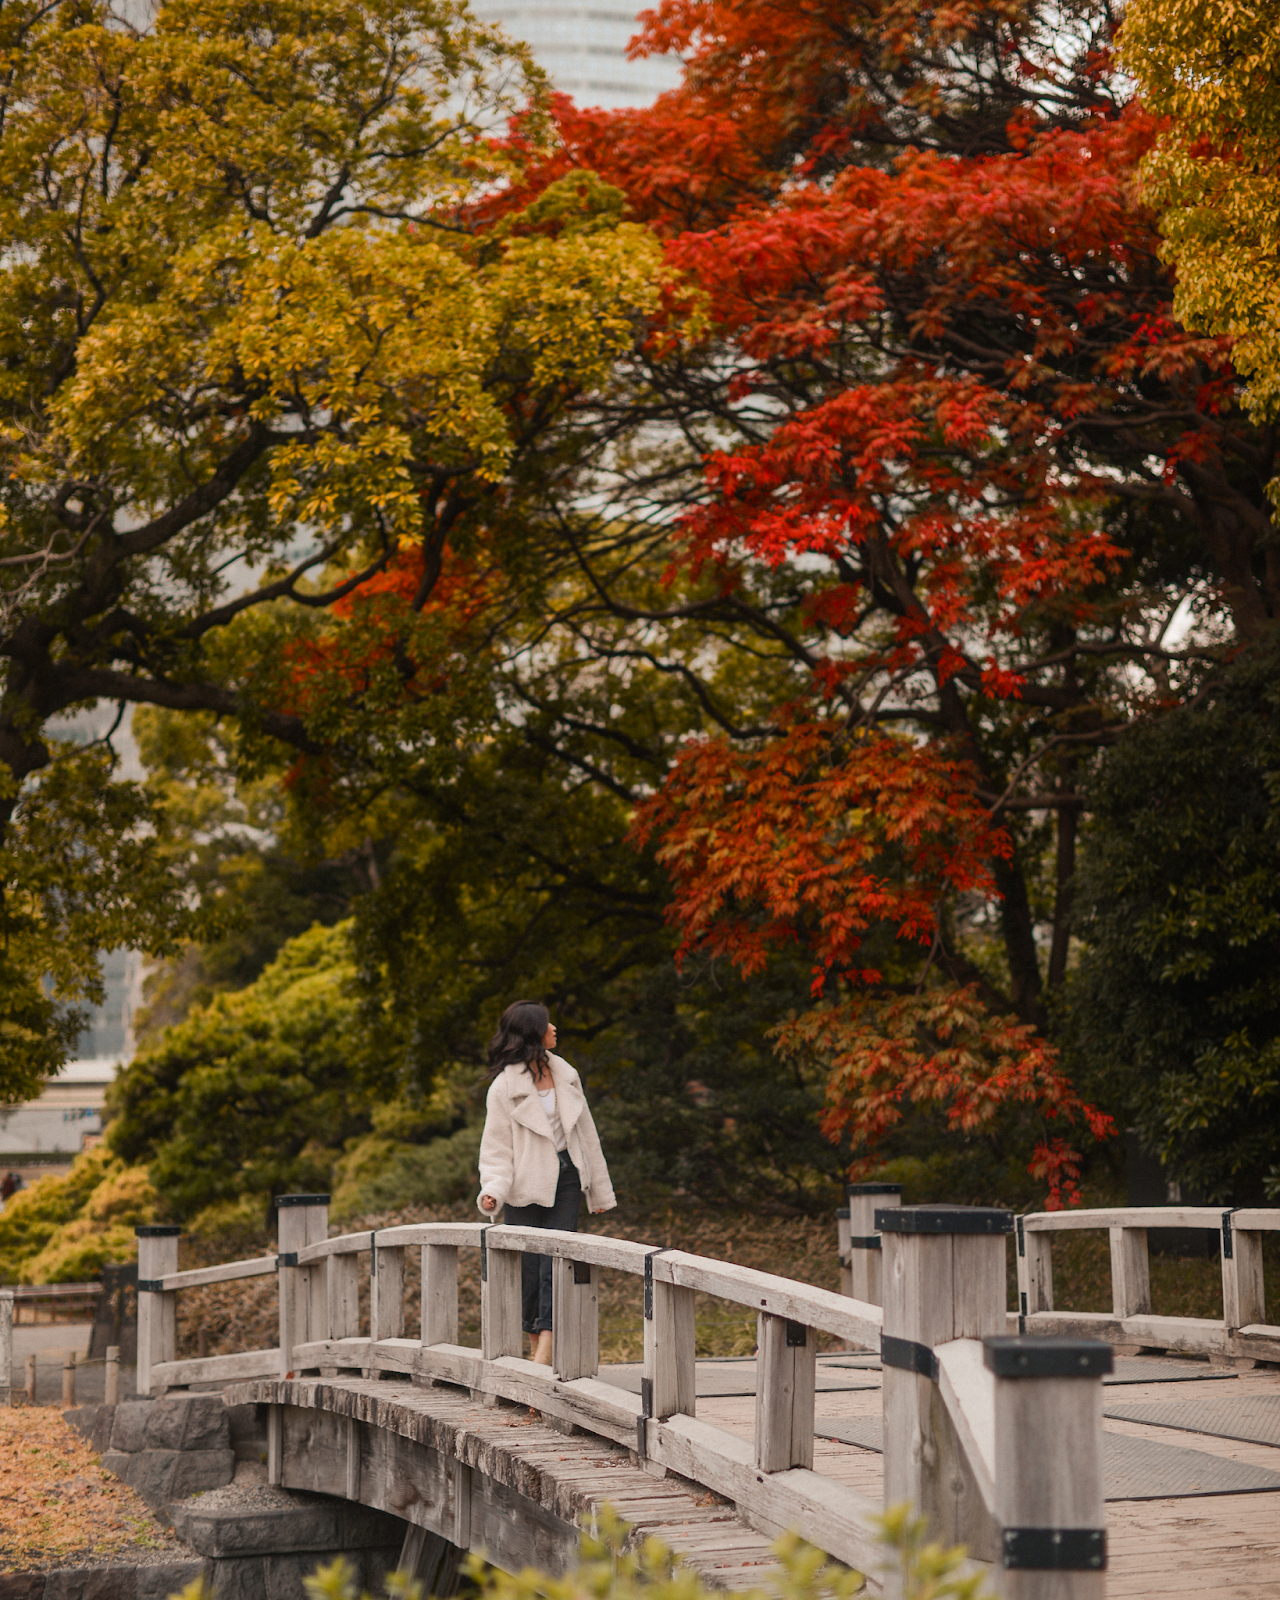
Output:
[133, 1194, 1280, 1600]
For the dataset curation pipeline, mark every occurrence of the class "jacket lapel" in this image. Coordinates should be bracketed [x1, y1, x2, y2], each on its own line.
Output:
[506, 1065, 553, 1137]
[549, 1055, 585, 1137]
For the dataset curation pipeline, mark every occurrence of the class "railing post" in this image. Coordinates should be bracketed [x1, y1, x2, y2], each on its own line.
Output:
[372, 1239, 406, 1343]
[1016, 1218, 1054, 1318]
[553, 1256, 599, 1381]
[985, 1335, 1110, 1599]
[880, 1204, 1011, 1561]
[422, 1244, 459, 1345]
[1108, 1225, 1150, 1318]
[1222, 1212, 1266, 1331]
[755, 1314, 816, 1471]
[480, 1228, 522, 1361]
[847, 1182, 901, 1308]
[276, 1194, 329, 1375]
[643, 1252, 696, 1424]
[135, 1224, 180, 1397]
[104, 1345, 120, 1406]
[0, 1289, 12, 1407]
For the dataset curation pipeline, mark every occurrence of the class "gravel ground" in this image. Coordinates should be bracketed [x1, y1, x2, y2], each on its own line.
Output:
[180, 1470, 334, 1515]
[0, 1405, 198, 1573]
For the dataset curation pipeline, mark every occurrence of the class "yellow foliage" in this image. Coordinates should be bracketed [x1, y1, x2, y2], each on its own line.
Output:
[0, 1149, 156, 1283]
[1122, 1, 1280, 501]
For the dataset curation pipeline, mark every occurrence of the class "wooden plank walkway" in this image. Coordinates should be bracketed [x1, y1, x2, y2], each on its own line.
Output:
[688, 1360, 1280, 1600]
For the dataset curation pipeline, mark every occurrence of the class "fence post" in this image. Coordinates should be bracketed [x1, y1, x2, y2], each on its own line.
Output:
[1108, 1226, 1150, 1318]
[24, 1353, 35, 1404]
[1222, 1212, 1266, 1331]
[879, 1204, 1011, 1563]
[422, 1244, 459, 1346]
[0, 1289, 11, 1407]
[848, 1182, 902, 1309]
[135, 1225, 181, 1397]
[553, 1256, 599, 1382]
[276, 1194, 329, 1376]
[1015, 1218, 1054, 1318]
[105, 1345, 120, 1406]
[480, 1228, 522, 1361]
[985, 1335, 1110, 1599]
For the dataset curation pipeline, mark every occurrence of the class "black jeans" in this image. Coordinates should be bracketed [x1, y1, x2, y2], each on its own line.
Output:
[503, 1150, 582, 1333]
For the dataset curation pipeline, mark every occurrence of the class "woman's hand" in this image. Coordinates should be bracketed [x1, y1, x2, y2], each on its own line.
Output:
[480, 1194, 497, 1212]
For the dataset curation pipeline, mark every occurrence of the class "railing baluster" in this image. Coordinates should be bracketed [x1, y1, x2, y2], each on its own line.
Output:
[480, 1230, 522, 1360]
[643, 1258, 696, 1421]
[1223, 1215, 1266, 1331]
[422, 1243, 459, 1345]
[328, 1249, 361, 1340]
[552, 1256, 599, 1381]
[372, 1241, 406, 1343]
[1016, 1220, 1054, 1317]
[754, 1313, 815, 1472]
[135, 1224, 181, 1396]
[1108, 1225, 1151, 1318]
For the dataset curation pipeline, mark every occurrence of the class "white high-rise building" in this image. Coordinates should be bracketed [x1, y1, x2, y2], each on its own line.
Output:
[473, 0, 682, 109]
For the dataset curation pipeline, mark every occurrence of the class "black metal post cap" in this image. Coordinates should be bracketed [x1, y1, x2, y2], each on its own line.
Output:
[876, 1204, 1014, 1235]
[134, 1225, 182, 1236]
[847, 1182, 904, 1196]
[983, 1335, 1114, 1378]
[273, 1194, 331, 1207]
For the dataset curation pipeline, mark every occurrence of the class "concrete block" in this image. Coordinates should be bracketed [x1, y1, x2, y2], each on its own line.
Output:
[171, 1503, 344, 1559]
[134, 1562, 209, 1600]
[208, 1555, 331, 1600]
[144, 1395, 229, 1452]
[41, 1570, 136, 1600]
[104, 1448, 235, 1508]
[0, 1575, 46, 1600]
[111, 1402, 152, 1454]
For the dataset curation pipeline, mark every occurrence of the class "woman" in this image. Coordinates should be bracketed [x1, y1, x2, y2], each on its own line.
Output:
[477, 1000, 616, 1364]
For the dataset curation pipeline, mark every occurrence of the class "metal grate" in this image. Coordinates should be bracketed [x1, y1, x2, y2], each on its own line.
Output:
[1105, 1394, 1280, 1448]
[813, 1417, 1280, 1501]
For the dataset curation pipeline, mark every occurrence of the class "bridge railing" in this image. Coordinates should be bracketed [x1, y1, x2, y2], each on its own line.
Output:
[1012, 1205, 1280, 1362]
[138, 1198, 1120, 1597]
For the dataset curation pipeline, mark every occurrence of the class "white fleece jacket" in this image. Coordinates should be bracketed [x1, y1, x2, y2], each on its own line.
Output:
[477, 1054, 616, 1214]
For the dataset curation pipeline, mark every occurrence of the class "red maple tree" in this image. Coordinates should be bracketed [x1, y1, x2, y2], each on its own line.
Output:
[503, 0, 1278, 1202]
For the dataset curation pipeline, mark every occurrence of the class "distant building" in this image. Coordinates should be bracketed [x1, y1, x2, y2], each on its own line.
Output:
[471, 0, 682, 109]
[0, 948, 143, 1169]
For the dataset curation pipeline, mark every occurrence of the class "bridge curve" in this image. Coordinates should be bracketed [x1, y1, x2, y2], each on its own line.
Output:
[226, 1375, 780, 1590]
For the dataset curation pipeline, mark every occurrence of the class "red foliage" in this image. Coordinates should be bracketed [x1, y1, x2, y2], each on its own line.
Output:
[540, 0, 1245, 1197]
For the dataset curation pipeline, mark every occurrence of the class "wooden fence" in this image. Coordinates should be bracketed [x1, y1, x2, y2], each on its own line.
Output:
[136, 1200, 1116, 1598]
[1013, 1205, 1280, 1362]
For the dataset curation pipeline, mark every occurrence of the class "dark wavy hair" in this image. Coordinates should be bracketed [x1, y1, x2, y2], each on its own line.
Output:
[487, 1000, 551, 1078]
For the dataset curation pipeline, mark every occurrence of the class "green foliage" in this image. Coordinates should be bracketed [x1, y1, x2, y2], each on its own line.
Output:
[133, 706, 364, 1037]
[0, 742, 207, 1101]
[0, 1149, 157, 1283]
[1065, 639, 1280, 1201]
[109, 923, 377, 1222]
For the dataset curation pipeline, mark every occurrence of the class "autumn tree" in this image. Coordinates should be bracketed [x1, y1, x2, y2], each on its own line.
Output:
[482, 0, 1279, 1200]
[0, 0, 663, 1090]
